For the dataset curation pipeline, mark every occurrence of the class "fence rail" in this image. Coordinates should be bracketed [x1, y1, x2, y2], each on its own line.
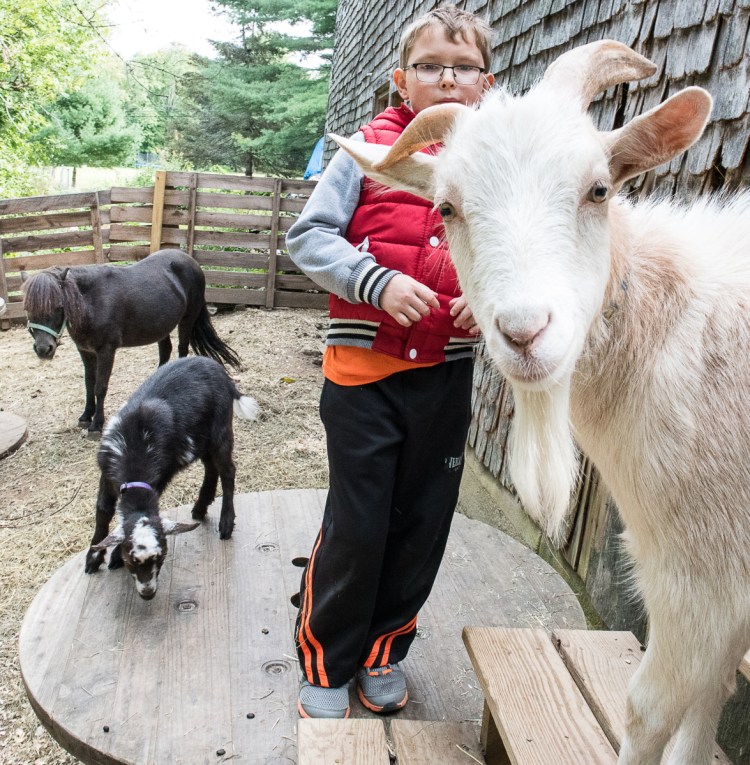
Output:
[0, 171, 326, 324]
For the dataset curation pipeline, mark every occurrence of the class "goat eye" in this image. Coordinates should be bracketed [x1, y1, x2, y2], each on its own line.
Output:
[587, 182, 609, 203]
[438, 202, 456, 220]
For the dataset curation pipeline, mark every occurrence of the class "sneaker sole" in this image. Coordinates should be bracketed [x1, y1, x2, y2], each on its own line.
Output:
[297, 699, 350, 719]
[357, 685, 409, 714]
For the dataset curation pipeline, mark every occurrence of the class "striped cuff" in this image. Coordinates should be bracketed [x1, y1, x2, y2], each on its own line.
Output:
[351, 261, 399, 308]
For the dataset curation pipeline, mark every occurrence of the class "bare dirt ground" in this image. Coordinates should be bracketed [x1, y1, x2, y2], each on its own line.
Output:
[0, 306, 329, 765]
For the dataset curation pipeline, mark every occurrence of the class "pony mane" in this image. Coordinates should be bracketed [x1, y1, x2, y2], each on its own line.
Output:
[23, 268, 85, 328]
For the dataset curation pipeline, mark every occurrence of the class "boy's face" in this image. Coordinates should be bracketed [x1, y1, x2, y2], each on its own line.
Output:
[393, 26, 494, 114]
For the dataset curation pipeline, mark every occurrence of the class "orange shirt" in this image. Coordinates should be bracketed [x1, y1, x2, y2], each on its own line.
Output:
[323, 345, 439, 386]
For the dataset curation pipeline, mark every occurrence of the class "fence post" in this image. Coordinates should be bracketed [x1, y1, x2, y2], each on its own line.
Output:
[265, 178, 282, 308]
[90, 191, 105, 263]
[0, 239, 9, 330]
[185, 173, 198, 257]
[150, 170, 167, 254]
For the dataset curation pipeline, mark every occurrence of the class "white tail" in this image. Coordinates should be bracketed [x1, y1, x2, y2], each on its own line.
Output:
[233, 395, 260, 421]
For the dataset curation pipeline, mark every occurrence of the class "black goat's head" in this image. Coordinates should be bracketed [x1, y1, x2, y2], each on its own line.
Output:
[93, 514, 199, 600]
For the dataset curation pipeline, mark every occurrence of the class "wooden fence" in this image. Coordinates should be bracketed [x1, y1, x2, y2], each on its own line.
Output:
[0, 170, 326, 325]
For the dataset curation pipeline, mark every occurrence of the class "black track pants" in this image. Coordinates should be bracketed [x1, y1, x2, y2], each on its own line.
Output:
[295, 358, 473, 688]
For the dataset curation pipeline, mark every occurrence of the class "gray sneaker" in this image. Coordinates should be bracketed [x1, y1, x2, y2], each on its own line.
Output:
[356, 664, 408, 713]
[298, 677, 350, 719]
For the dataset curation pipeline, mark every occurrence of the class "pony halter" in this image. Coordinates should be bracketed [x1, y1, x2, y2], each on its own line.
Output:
[27, 319, 67, 341]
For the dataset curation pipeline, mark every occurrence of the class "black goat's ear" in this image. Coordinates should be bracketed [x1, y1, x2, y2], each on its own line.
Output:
[91, 527, 125, 550]
[61, 267, 70, 281]
[20, 270, 29, 283]
[290, 592, 301, 608]
[162, 519, 200, 535]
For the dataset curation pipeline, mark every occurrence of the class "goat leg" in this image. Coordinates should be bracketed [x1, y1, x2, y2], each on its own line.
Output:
[218, 459, 236, 540]
[85, 475, 117, 573]
[191, 460, 218, 522]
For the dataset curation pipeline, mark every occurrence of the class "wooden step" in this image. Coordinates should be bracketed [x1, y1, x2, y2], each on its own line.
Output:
[297, 719, 485, 765]
[298, 719, 389, 765]
[462, 627, 731, 765]
[462, 626, 617, 764]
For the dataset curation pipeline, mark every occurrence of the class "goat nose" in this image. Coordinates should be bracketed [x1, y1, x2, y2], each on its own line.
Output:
[496, 315, 550, 354]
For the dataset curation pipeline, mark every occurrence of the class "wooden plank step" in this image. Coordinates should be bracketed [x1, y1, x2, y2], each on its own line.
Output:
[462, 626, 618, 764]
[553, 629, 730, 763]
[741, 649, 750, 682]
[297, 719, 485, 765]
[297, 719, 390, 765]
[390, 720, 484, 764]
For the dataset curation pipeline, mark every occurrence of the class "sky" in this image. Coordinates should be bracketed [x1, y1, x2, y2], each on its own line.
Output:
[106, 0, 236, 59]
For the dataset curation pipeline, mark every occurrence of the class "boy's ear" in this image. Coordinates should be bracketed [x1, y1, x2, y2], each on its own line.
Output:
[393, 68, 409, 102]
[330, 134, 438, 201]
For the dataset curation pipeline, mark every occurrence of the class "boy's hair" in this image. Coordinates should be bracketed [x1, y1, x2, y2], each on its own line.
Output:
[398, 5, 493, 71]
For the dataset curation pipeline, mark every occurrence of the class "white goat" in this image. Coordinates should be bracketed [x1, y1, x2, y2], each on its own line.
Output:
[333, 40, 750, 765]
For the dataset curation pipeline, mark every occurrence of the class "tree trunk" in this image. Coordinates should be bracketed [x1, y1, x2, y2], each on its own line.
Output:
[72, 166, 77, 187]
[245, 151, 253, 178]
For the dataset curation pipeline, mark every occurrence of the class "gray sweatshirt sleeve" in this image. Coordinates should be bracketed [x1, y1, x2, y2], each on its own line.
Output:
[286, 134, 400, 308]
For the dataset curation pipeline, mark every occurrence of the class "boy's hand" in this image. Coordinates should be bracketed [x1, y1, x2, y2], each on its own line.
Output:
[449, 296, 481, 335]
[380, 274, 440, 327]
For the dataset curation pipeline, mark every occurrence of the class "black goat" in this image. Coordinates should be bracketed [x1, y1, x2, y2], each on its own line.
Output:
[84, 356, 259, 599]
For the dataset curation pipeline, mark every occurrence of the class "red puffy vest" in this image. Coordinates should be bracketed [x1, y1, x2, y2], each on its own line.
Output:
[327, 105, 477, 364]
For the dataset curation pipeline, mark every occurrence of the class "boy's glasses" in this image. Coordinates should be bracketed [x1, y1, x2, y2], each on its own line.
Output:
[405, 63, 486, 85]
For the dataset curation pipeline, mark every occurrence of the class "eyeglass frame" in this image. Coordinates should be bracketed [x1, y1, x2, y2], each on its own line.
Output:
[404, 63, 487, 85]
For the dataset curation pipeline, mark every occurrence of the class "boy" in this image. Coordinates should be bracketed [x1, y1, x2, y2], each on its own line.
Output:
[287, 6, 495, 719]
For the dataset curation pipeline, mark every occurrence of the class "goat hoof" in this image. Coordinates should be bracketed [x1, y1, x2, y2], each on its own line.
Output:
[219, 528, 234, 540]
[78, 418, 92, 428]
[84, 552, 103, 574]
[86, 429, 102, 441]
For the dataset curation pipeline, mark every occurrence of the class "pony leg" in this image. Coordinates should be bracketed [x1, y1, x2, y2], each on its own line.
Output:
[85, 474, 118, 573]
[191, 460, 219, 522]
[90, 348, 116, 434]
[158, 336, 172, 366]
[177, 317, 194, 358]
[77, 349, 97, 427]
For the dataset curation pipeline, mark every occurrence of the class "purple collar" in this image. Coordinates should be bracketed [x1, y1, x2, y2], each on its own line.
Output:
[120, 481, 156, 494]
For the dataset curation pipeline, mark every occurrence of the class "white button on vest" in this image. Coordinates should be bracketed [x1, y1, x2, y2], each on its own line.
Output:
[409, 349, 417, 360]
[429, 236, 440, 247]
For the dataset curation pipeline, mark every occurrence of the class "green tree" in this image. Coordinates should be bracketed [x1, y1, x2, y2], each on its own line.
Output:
[121, 46, 196, 155]
[168, 0, 336, 176]
[0, 0, 106, 196]
[37, 79, 141, 186]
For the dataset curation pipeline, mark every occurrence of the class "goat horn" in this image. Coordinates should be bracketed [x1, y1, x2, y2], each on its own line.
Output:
[373, 102, 470, 170]
[542, 40, 656, 110]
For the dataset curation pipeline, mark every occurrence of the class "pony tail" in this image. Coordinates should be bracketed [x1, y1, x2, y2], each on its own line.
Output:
[189, 305, 243, 370]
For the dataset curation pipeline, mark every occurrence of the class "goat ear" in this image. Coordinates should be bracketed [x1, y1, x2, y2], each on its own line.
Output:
[20, 270, 28, 283]
[161, 519, 200, 535]
[331, 134, 438, 201]
[91, 527, 126, 550]
[605, 87, 712, 187]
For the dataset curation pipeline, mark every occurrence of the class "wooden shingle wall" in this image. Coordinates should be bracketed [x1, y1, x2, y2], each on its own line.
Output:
[329, 0, 749, 189]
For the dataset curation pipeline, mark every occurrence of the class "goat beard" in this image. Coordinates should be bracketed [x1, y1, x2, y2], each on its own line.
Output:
[508, 378, 578, 547]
